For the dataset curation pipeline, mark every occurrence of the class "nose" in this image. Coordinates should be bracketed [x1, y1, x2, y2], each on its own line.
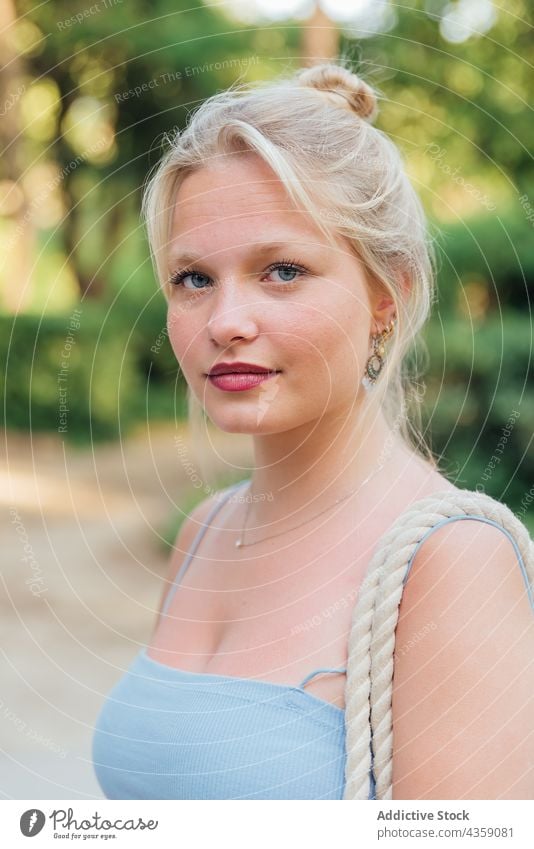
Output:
[207, 280, 260, 347]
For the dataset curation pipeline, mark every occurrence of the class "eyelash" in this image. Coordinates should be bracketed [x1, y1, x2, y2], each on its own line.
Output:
[168, 258, 310, 291]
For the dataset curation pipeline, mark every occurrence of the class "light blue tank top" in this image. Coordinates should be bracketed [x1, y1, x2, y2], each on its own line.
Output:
[92, 480, 533, 800]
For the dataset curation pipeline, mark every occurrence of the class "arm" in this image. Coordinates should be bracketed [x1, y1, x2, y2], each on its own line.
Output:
[391, 517, 534, 799]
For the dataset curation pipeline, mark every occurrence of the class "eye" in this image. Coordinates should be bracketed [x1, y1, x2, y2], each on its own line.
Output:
[168, 258, 310, 291]
[169, 269, 212, 290]
[263, 260, 309, 286]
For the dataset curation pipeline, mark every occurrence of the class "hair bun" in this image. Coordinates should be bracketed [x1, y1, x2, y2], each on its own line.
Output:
[296, 63, 378, 122]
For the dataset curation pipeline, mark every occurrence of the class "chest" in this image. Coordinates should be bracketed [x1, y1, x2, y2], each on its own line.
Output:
[147, 511, 386, 710]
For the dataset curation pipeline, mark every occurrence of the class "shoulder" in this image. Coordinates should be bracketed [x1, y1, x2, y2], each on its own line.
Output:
[155, 481, 243, 618]
[391, 494, 534, 798]
[168, 481, 242, 570]
[401, 489, 533, 613]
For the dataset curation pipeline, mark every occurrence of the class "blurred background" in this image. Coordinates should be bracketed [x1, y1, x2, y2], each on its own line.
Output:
[1, 0, 532, 798]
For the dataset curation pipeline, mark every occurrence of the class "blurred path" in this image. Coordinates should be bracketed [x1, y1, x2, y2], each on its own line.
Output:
[0, 424, 252, 799]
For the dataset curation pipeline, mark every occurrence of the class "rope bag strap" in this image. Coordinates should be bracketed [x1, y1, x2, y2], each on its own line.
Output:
[342, 487, 534, 800]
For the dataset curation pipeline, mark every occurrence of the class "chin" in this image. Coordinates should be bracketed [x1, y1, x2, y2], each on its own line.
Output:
[207, 411, 274, 434]
[205, 404, 296, 435]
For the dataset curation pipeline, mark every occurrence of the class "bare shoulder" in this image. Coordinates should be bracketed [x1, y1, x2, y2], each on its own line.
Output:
[402, 512, 533, 617]
[171, 490, 227, 557]
[391, 513, 534, 799]
[155, 483, 240, 619]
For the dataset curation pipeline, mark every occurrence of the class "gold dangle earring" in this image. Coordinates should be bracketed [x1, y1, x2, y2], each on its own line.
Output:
[361, 316, 396, 391]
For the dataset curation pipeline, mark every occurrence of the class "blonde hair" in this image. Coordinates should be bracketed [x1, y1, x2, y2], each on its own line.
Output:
[142, 60, 442, 471]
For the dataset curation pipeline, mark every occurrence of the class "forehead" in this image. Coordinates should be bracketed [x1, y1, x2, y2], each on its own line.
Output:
[169, 153, 329, 253]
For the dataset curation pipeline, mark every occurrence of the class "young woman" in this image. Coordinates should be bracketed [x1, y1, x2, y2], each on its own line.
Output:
[92, 62, 534, 800]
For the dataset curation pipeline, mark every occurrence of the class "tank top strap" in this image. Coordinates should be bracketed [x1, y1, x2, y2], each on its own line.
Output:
[297, 665, 347, 690]
[402, 514, 534, 613]
[160, 479, 250, 617]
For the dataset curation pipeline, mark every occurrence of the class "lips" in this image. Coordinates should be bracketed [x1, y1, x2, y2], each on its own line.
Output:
[207, 362, 279, 376]
[208, 373, 279, 393]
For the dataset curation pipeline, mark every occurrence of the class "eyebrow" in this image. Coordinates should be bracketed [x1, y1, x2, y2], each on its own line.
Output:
[168, 242, 314, 269]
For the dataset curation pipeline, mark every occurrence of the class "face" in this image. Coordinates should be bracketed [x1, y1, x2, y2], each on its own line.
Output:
[166, 153, 392, 434]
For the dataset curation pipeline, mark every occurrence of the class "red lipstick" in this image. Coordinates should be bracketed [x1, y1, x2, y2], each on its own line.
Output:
[206, 362, 281, 392]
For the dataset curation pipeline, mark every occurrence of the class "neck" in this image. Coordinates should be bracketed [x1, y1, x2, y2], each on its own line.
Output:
[245, 394, 408, 519]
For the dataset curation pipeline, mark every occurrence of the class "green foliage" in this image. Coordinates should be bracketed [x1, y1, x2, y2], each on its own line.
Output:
[422, 312, 533, 521]
[357, 1, 534, 188]
[434, 199, 534, 312]
[0, 303, 187, 442]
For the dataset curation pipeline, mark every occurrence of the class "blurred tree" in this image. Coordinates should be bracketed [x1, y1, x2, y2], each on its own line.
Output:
[340, 0, 534, 210]
[0, 0, 36, 311]
[300, 2, 340, 64]
[12, 0, 291, 298]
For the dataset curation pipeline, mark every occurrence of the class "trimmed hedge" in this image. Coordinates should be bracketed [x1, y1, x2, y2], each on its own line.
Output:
[1, 302, 187, 442]
[422, 313, 533, 521]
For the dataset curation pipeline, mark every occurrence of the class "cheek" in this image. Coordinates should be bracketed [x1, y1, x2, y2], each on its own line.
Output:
[286, 299, 369, 385]
[165, 292, 370, 394]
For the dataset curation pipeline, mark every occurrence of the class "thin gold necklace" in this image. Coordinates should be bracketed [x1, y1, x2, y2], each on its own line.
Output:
[235, 463, 384, 548]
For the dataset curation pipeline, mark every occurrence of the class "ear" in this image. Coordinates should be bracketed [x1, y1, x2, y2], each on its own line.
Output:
[369, 268, 411, 333]
[370, 293, 396, 336]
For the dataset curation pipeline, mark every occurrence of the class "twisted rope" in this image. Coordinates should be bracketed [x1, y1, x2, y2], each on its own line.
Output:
[342, 487, 534, 800]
